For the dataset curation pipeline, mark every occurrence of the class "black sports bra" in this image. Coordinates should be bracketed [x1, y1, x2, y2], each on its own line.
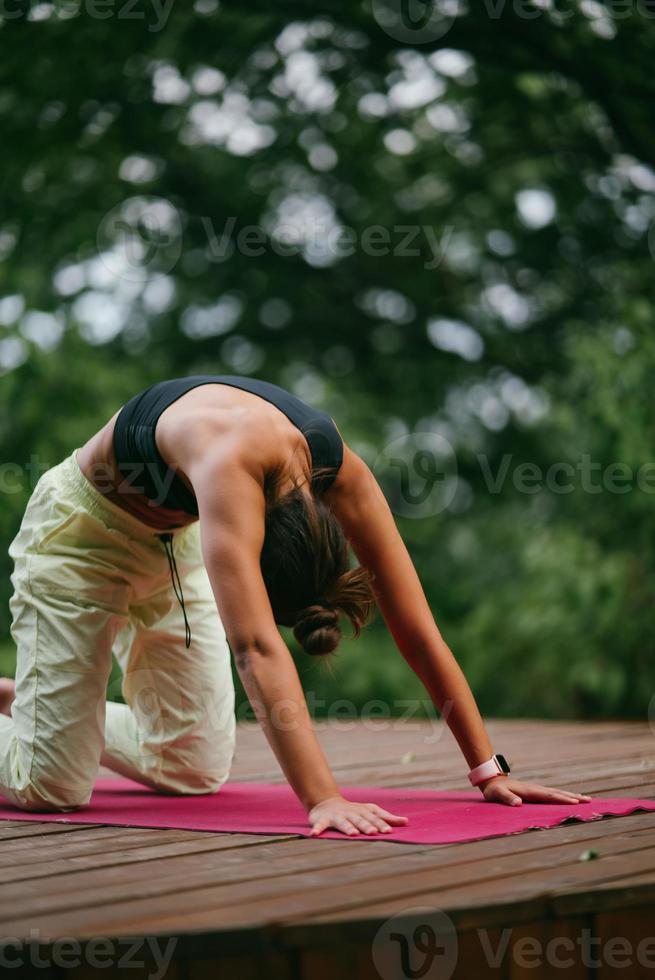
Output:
[112, 375, 344, 516]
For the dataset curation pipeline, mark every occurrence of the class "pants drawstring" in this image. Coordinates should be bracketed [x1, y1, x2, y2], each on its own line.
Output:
[157, 533, 192, 649]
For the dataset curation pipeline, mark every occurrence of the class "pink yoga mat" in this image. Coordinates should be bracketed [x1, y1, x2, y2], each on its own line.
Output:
[1, 779, 654, 844]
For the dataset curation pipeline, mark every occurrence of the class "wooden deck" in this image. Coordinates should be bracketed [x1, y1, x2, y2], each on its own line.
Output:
[1, 719, 654, 978]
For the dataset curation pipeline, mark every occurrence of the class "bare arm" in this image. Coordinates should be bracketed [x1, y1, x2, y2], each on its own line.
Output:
[324, 444, 591, 806]
[190, 438, 409, 832]
[325, 443, 494, 769]
[192, 444, 339, 809]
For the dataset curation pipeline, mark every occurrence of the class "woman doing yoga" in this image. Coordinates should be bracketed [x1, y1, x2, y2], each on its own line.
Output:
[0, 376, 590, 835]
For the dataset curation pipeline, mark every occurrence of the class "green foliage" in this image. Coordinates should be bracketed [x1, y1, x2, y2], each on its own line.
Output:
[0, 2, 654, 717]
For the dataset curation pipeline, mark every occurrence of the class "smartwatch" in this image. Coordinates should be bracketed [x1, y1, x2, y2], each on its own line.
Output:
[468, 753, 511, 787]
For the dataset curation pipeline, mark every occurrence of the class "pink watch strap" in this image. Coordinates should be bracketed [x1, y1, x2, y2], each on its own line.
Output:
[468, 754, 510, 787]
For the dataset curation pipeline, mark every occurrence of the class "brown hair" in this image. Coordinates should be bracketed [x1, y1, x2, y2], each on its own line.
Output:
[260, 463, 376, 656]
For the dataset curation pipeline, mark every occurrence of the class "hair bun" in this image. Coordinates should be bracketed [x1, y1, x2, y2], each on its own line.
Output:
[293, 603, 341, 656]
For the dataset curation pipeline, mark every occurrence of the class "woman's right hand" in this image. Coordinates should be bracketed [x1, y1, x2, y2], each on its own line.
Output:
[308, 795, 409, 836]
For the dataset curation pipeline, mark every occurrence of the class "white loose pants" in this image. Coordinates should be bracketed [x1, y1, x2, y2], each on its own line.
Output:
[0, 450, 236, 811]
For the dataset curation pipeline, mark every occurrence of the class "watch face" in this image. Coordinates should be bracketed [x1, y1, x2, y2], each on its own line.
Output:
[496, 754, 510, 774]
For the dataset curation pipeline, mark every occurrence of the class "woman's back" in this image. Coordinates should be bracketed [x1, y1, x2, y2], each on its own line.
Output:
[76, 376, 343, 530]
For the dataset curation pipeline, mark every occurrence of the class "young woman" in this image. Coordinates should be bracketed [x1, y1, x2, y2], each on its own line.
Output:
[0, 375, 590, 834]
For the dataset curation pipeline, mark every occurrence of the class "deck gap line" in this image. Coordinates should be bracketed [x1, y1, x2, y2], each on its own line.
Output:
[2, 818, 654, 925]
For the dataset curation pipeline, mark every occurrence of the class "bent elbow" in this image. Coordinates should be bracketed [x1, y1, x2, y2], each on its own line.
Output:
[230, 634, 283, 671]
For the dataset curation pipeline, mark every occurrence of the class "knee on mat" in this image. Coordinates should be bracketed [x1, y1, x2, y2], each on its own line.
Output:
[151, 761, 232, 796]
[180, 770, 230, 795]
[148, 743, 235, 796]
[12, 779, 91, 813]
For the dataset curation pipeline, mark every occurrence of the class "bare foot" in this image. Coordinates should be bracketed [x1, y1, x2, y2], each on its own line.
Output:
[0, 678, 16, 717]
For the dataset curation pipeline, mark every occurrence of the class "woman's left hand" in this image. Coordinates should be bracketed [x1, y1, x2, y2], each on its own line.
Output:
[482, 776, 592, 806]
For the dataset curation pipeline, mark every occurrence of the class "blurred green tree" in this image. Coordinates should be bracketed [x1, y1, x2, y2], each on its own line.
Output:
[0, 1, 654, 717]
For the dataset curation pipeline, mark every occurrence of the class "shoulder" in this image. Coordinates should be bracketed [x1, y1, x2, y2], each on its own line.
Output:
[187, 413, 280, 496]
[322, 438, 374, 499]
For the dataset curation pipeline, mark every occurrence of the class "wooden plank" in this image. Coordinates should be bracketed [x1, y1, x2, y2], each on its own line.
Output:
[2, 833, 396, 885]
[1, 833, 305, 884]
[294, 848, 655, 934]
[4, 814, 655, 939]
[0, 825, 236, 860]
[550, 872, 655, 917]
[508, 917, 591, 980]
[1, 719, 654, 955]
[596, 907, 655, 979]
[0, 822, 104, 842]
[228, 720, 653, 776]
